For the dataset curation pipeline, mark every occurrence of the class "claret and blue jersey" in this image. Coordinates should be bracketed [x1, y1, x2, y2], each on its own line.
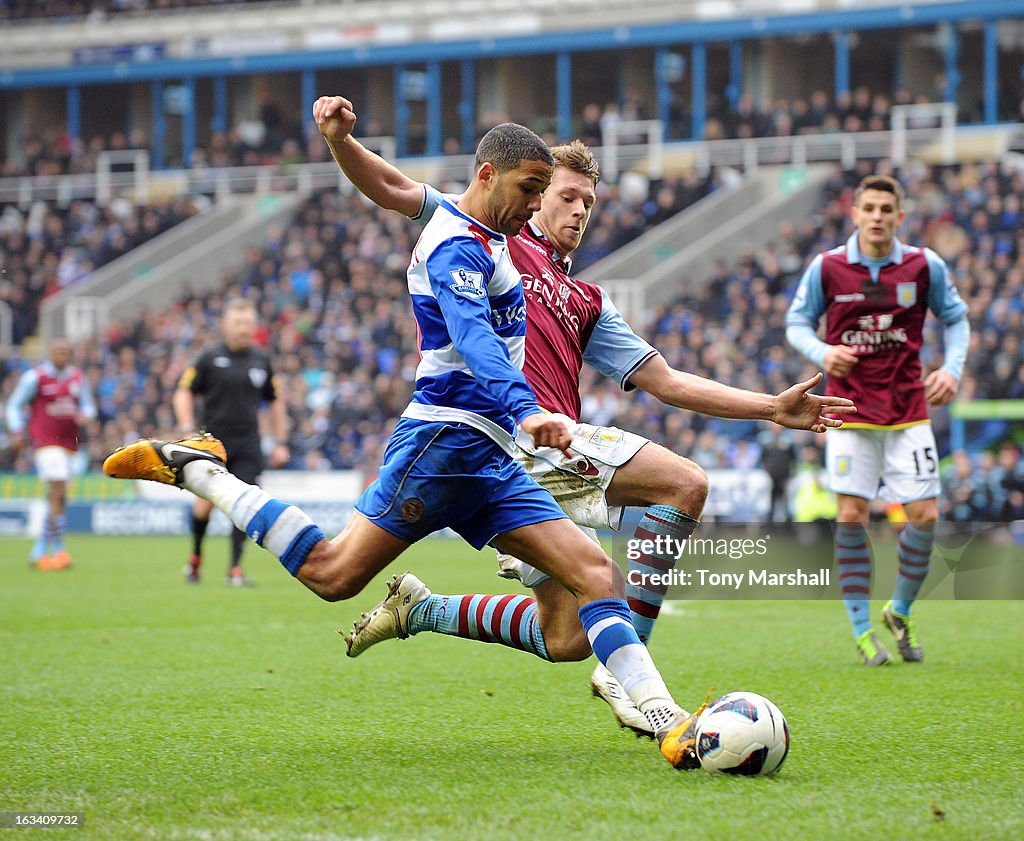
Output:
[786, 232, 969, 427]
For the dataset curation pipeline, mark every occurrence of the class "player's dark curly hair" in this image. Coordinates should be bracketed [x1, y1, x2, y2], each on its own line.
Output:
[475, 123, 553, 172]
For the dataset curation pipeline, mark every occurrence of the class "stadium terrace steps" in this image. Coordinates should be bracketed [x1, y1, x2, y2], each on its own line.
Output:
[915, 125, 1019, 165]
[39, 192, 306, 344]
[581, 165, 833, 320]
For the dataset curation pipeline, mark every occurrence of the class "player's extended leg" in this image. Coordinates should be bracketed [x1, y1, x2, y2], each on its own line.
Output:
[345, 518, 704, 767]
[604, 443, 706, 643]
[495, 517, 705, 769]
[835, 493, 890, 666]
[187, 498, 213, 583]
[224, 454, 265, 586]
[880, 497, 936, 663]
[45, 478, 71, 569]
[501, 444, 705, 648]
[103, 434, 405, 602]
[356, 441, 707, 734]
[503, 436, 706, 647]
[348, 572, 562, 662]
[521, 579, 658, 738]
[531, 577, 591, 660]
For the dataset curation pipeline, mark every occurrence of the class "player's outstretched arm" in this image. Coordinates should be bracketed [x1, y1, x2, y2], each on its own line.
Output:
[312, 95, 424, 217]
[628, 356, 855, 434]
[771, 372, 856, 432]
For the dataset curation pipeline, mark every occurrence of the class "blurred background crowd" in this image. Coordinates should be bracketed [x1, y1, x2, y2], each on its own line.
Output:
[3, 82, 1002, 180]
[1, 4, 1022, 524]
[3, 152, 1022, 522]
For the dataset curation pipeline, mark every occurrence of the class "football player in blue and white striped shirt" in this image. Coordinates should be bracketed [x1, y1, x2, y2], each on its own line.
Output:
[104, 123, 703, 769]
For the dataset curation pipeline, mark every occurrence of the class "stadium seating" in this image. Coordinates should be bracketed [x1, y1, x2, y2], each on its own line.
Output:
[2, 155, 1021, 520]
[0, 195, 201, 343]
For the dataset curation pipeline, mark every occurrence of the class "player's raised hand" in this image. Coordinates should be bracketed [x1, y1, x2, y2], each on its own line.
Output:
[312, 95, 357, 142]
[520, 412, 575, 458]
[924, 369, 959, 406]
[822, 345, 859, 378]
[772, 372, 857, 434]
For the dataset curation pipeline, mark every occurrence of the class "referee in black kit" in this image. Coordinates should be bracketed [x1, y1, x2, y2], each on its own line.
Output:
[173, 297, 290, 585]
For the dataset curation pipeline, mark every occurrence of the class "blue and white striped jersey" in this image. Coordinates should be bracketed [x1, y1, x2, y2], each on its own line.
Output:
[401, 197, 540, 451]
[414, 184, 657, 419]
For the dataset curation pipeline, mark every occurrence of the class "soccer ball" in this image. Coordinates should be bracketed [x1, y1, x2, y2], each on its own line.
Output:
[695, 691, 790, 775]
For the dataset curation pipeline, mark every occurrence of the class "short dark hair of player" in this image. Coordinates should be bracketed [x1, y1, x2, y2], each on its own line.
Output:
[854, 175, 904, 209]
[551, 139, 601, 186]
[475, 123, 554, 173]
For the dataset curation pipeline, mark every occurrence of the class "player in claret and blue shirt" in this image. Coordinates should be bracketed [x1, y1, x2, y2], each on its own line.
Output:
[105, 122, 710, 770]
[786, 174, 970, 666]
[6, 338, 96, 570]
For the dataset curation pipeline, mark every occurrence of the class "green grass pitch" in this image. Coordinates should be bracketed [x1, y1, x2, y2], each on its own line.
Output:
[2, 534, 1022, 840]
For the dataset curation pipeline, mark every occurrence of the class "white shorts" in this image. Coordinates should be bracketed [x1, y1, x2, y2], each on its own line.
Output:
[825, 424, 940, 503]
[496, 422, 649, 588]
[34, 446, 75, 482]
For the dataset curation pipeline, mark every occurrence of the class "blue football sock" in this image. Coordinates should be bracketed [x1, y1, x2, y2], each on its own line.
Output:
[628, 505, 698, 643]
[408, 593, 549, 660]
[579, 598, 674, 720]
[835, 523, 873, 638]
[892, 523, 934, 616]
[183, 462, 323, 575]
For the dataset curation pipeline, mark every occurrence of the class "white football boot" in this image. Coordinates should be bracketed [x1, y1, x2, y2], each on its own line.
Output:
[343, 572, 431, 657]
[590, 662, 655, 738]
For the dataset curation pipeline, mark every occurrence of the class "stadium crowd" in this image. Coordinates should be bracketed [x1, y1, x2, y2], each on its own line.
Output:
[0, 0, 267, 21]
[0, 150, 711, 340]
[3, 80, 1001, 180]
[578, 82, 1003, 145]
[0, 194, 202, 343]
[1, 157, 1022, 522]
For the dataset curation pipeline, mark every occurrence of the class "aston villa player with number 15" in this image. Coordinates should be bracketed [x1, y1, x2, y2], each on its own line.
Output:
[787, 174, 970, 667]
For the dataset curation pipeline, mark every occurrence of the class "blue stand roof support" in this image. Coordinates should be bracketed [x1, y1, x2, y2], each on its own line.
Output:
[182, 77, 196, 167]
[691, 42, 706, 142]
[728, 39, 743, 111]
[394, 64, 409, 158]
[655, 46, 672, 134]
[834, 29, 850, 98]
[944, 22, 960, 106]
[459, 59, 475, 154]
[301, 69, 317, 143]
[211, 75, 228, 133]
[426, 60, 442, 156]
[984, 20, 998, 123]
[66, 85, 81, 144]
[556, 51, 572, 142]
[151, 79, 165, 171]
